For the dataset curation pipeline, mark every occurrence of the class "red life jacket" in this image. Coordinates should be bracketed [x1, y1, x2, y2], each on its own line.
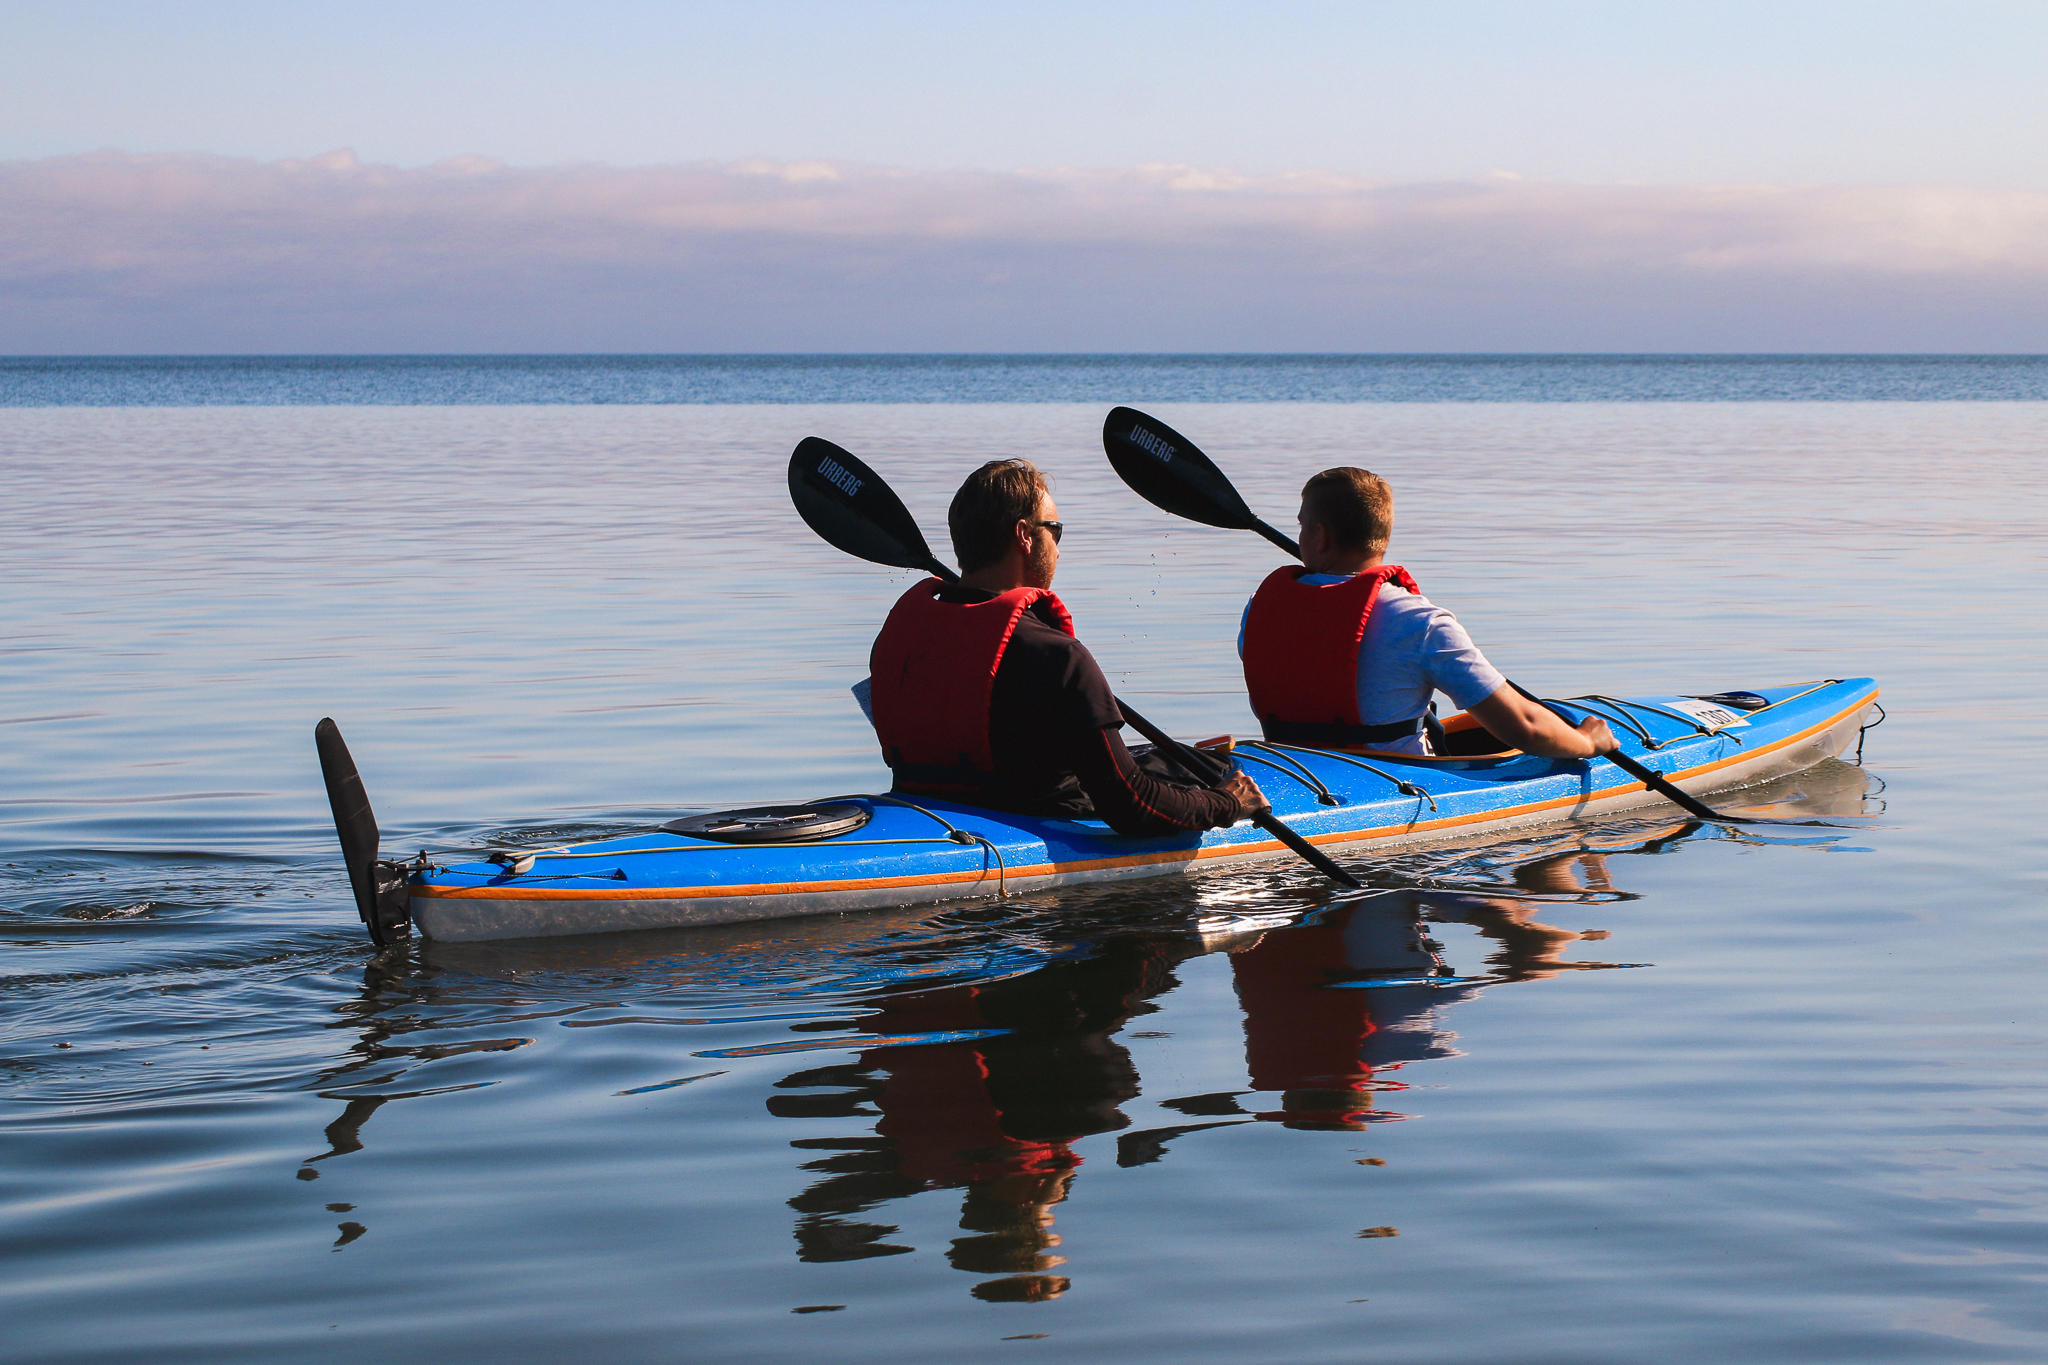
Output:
[1241, 564, 1421, 748]
[1230, 917, 1380, 1095]
[870, 985, 1079, 1187]
[869, 578, 1075, 793]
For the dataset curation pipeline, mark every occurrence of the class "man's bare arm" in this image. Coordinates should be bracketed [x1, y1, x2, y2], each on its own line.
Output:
[1467, 685, 1618, 759]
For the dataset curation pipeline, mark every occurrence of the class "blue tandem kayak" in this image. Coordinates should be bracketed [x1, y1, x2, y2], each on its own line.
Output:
[404, 679, 1878, 942]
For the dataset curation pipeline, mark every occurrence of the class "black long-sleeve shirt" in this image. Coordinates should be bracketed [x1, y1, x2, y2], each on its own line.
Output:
[889, 586, 1241, 837]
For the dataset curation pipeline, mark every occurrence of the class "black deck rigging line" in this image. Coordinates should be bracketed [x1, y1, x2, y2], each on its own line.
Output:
[1569, 694, 1749, 747]
[1855, 702, 1887, 764]
[422, 794, 1009, 896]
[1228, 745, 1342, 805]
[808, 792, 1008, 897]
[1579, 694, 1722, 737]
[1250, 742, 1441, 814]
[472, 870, 631, 884]
[1556, 696, 1664, 748]
[807, 791, 963, 838]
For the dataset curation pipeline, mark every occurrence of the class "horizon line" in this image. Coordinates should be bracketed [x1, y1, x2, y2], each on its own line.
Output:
[7, 351, 2048, 362]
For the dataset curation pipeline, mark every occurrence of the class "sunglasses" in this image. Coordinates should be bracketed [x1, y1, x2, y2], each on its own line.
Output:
[1032, 520, 1064, 544]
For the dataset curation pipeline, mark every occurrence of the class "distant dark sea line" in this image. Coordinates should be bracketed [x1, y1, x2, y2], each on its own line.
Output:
[4, 354, 2047, 406]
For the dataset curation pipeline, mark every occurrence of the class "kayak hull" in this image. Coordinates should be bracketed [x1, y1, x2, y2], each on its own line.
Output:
[409, 680, 1878, 942]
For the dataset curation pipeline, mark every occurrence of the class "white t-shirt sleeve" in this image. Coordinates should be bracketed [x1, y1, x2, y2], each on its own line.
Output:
[1355, 587, 1506, 726]
[1415, 607, 1506, 711]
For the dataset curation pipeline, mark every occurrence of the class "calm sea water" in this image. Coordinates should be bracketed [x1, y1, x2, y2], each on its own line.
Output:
[5, 375, 2046, 1363]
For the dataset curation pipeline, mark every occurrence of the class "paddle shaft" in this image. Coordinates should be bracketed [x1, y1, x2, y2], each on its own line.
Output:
[1601, 748, 1728, 822]
[1250, 519, 1300, 557]
[912, 557, 1361, 889]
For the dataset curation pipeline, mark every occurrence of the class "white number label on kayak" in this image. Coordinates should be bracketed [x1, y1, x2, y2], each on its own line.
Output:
[1666, 697, 1751, 729]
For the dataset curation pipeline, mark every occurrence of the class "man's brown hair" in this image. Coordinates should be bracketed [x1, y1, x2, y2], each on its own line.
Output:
[949, 459, 1051, 572]
[1301, 467, 1393, 555]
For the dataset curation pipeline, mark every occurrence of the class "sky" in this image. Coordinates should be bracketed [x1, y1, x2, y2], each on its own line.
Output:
[4, 0, 2046, 353]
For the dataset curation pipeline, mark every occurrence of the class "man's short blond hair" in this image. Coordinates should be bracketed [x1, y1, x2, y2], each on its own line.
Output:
[949, 459, 1051, 573]
[1301, 467, 1393, 556]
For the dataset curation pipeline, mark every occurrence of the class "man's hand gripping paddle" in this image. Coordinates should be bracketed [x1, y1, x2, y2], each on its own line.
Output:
[1101, 407, 1840, 830]
[788, 436, 1362, 889]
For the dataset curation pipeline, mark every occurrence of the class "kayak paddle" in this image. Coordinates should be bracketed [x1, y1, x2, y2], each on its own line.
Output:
[1100, 409, 1846, 829]
[1103, 406, 1301, 556]
[787, 436, 1363, 889]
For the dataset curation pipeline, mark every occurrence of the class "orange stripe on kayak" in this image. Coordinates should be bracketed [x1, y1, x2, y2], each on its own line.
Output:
[410, 689, 1876, 905]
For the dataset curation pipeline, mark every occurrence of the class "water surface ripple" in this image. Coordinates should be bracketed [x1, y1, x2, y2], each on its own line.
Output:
[3, 395, 2044, 1363]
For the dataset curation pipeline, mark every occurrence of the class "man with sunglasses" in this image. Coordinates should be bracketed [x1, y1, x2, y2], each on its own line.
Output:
[867, 458, 1263, 835]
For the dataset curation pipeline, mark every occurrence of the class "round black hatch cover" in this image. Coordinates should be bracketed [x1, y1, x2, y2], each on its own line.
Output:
[1689, 690, 1772, 711]
[661, 802, 872, 844]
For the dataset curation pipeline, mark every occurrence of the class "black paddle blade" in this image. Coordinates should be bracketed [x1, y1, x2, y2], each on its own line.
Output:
[788, 437, 949, 578]
[1103, 406, 1262, 531]
[315, 718, 394, 946]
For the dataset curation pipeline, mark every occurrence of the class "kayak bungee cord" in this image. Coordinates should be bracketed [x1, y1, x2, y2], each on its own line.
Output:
[1228, 745, 1341, 805]
[1250, 742, 1442, 814]
[431, 793, 1015, 898]
[1854, 702, 1887, 763]
[808, 792, 1012, 898]
[1556, 697, 1664, 748]
[443, 838, 989, 866]
[1562, 681, 1848, 750]
[1734, 680, 1842, 717]
[1233, 744, 1441, 816]
[1570, 695, 1747, 745]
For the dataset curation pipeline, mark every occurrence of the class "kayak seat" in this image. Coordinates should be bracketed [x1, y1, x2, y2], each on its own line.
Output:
[1433, 721, 1516, 757]
[1321, 710, 1519, 760]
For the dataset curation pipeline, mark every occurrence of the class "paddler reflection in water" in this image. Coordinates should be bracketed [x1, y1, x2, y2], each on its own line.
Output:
[864, 459, 1264, 832]
[771, 862, 1634, 1296]
[1240, 466, 1619, 760]
[1230, 841, 1645, 1127]
[776, 936, 1199, 1303]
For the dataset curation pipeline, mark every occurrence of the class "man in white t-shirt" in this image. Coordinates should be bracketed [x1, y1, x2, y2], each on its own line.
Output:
[1237, 467, 1615, 759]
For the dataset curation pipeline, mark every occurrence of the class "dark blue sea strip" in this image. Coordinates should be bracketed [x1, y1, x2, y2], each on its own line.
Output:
[4, 353, 2047, 406]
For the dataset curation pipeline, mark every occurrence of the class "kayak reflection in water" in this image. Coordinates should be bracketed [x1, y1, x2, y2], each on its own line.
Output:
[769, 825, 1706, 1297]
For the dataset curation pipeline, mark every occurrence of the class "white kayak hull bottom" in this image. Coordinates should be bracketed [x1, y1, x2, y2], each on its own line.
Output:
[408, 699, 1876, 943]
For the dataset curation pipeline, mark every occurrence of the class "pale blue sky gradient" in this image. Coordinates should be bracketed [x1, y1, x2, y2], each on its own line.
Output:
[5, 0, 2044, 187]
[6, 1, 2046, 352]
